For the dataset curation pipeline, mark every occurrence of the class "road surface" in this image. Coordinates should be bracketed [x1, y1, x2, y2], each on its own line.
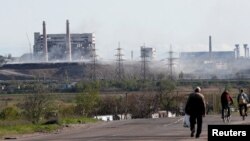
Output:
[4, 115, 250, 141]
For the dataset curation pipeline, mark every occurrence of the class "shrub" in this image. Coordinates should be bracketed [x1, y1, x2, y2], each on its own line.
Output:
[58, 104, 76, 118]
[0, 106, 20, 120]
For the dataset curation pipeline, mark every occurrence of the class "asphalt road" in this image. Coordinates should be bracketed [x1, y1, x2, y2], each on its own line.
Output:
[6, 115, 250, 141]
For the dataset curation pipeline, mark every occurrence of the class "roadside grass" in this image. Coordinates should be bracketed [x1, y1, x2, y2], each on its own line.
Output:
[0, 120, 61, 138]
[0, 117, 99, 138]
[0, 123, 61, 138]
[60, 117, 99, 124]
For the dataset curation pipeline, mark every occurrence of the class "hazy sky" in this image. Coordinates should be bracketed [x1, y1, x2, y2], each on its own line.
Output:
[1, 0, 250, 60]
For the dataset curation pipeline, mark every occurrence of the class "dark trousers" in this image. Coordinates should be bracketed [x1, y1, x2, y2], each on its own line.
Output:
[221, 104, 231, 118]
[189, 114, 203, 136]
[239, 104, 248, 116]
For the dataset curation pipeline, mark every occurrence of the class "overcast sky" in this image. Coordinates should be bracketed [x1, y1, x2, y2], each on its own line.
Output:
[0, 0, 250, 60]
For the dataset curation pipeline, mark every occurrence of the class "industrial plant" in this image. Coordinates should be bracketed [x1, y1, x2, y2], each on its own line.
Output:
[33, 20, 95, 62]
[179, 36, 250, 79]
[140, 46, 156, 61]
[0, 20, 250, 82]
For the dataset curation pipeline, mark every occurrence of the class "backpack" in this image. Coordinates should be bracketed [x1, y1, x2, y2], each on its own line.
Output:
[239, 94, 247, 104]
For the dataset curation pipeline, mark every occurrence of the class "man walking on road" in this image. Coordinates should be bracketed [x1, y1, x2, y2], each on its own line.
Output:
[185, 87, 206, 138]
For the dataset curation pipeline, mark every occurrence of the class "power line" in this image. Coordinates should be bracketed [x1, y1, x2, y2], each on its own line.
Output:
[140, 44, 150, 82]
[115, 42, 124, 81]
[90, 44, 97, 81]
[166, 45, 178, 80]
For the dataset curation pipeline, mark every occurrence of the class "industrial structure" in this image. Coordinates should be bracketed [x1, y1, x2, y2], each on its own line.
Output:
[33, 20, 95, 62]
[3, 29, 250, 81]
[166, 46, 178, 80]
[234, 44, 249, 59]
[139, 45, 156, 81]
[140, 46, 156, 60]
[179, 36, 250, 79]
[115, 42, 124, 80]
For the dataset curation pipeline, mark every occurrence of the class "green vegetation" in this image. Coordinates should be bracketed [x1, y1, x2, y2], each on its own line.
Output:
[75, 81, 101, 117]
[0, 82, 102, 138]
[0, 121, 60, 138]
[60, 117, 98, 124]
[0, 117, 99, 138]
[0, 106, 20, 120]
[1, 78, 250, 138]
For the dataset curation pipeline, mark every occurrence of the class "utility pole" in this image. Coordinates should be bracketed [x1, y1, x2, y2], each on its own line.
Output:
[115, 42, 124, 81]
[140, 44, 149, 82]
[90, 44, 97, 81]
[125, 92, 128, 119]
[166, 45, 177, 80]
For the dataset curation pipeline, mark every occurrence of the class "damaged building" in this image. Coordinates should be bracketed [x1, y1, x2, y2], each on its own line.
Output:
[33, 20, 95, 62]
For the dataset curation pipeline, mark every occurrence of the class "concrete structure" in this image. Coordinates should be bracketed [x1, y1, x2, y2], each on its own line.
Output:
[140, 46, 156, 60]
[179, 51, 235, 79]
[33, 20, 95, 62]
[209, 35, 212, 60]
[66, 20, 72, 62]
[94, 115, 113, 121]
[234, 44, 240, 59]
[151, 111, 175, 118]
[179, 48, 250, 79]
[117, 114, 132, 120]
[243, 44, 249, 58]
[43, 21, 48, 62]
[233, 44, 250, 59]
[180, 51, 235, 61]
[179, 35, 236, 79]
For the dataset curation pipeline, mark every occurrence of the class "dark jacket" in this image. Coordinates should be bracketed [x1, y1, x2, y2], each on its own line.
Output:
[185, 92, 206, 116]
[221, 91, 233, 106]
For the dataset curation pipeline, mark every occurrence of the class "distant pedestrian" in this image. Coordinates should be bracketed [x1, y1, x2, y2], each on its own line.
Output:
[185, 87, 206, 138]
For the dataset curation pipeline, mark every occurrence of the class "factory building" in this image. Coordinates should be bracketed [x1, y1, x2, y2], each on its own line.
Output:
[140, 46, 156, 60]
[33, 20, 95, 62]
[180, 51, 235, 62]
[179, 36, 237, 79]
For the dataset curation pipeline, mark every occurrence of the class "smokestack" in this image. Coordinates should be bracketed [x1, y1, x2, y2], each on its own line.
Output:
[247, 47, 249, 58]
[66, 20, 72, 62]
[131, 50, 133, 60]
[43, 21, 48, 62]
[209, 35, 212, 59]
[244, 44, 248, 58]
[235, 44, 240, 59]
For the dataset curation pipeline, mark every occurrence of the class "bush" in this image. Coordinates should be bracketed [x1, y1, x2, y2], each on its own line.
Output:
[20, 92, 53, 124]
[58, 104, 76, 118]
[0, 106, 20, 120]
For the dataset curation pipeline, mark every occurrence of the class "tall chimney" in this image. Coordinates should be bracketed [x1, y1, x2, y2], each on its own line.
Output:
[131, 50, 133, 60]
[66, 20, 72, 62]
[243, 44, 248, 58]
[43, 21, 48, 62]
[247, 47, 249, 58]
[235, 44, 240, 59]
[209, 35, 212, 60]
